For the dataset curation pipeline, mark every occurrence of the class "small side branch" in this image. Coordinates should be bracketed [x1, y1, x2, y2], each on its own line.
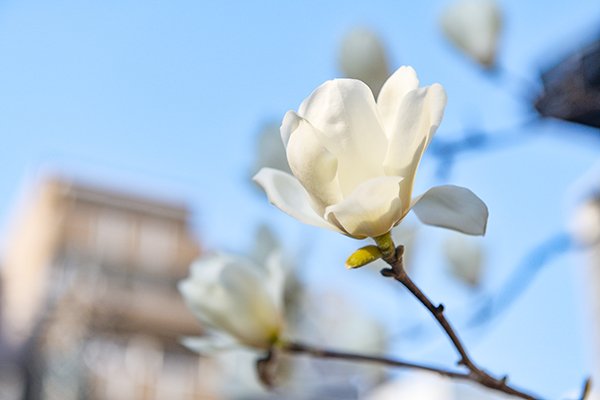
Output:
[281, 341, 471, 381]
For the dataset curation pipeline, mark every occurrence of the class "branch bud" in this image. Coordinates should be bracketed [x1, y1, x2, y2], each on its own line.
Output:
[346, 245, 383, 269]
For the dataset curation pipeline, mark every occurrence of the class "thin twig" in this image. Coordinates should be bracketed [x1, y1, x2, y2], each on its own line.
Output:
[281, 341, 471, 381]
[379, 245, 541, 400]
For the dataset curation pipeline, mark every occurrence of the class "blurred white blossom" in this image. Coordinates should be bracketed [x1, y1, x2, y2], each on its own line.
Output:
[289, 291, 388, 397]
[338, 27, 391, 97]
[179, 252, 286, 352]
[365, 373, 454, 400]
[366, 372, 512, 400]
[255, 66, 488, 239]
[567, 162, 600, 247]
[570, 197, 600, 247]
[250, 224, 305, 326]
[444, 233, 485, 287]
[440, 0, 502, 68]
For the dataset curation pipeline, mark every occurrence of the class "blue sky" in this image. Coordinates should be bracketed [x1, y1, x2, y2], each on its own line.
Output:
[0, 0, 599, 397]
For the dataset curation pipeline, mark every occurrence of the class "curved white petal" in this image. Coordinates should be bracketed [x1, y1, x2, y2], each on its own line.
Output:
[280, 110, 298, 148]
[182, 334, 240, 355]
[263, 250, 287, 312]
[382, 84, 447, 178]
[179, 266, 245, 335]
[285, 111, 343, 212]
[298, 78, 387, 195]
[253, 168, 343, 234]
[410, 185, 488, 235]
[377, 66, 420, 134]
[325, 176, 404, 239]
[218, 264, 282, 346]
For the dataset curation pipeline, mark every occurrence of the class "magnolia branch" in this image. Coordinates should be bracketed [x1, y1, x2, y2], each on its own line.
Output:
[379, 244, 541, 400]
[281, 341, 470, 380]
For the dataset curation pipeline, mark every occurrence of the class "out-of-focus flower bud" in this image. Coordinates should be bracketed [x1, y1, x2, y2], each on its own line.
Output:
[570, 196, 600, 247]
[338, 27, 391, 97]
[440, 0, 502, 68]
[444, 233, 484, 287]
[179, 252, 286, 352]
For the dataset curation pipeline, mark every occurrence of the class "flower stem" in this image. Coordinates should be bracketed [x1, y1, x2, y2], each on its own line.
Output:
[373, 231, 395, 259]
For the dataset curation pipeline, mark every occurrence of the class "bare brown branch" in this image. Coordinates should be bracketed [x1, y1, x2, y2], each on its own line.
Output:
[280, 341, 471, 381]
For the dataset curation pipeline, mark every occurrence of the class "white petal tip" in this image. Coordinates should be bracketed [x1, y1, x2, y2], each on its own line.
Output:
[412, 185, 488, 236]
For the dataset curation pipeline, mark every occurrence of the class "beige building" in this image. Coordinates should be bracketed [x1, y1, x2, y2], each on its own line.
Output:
[1, 176, 219, 399]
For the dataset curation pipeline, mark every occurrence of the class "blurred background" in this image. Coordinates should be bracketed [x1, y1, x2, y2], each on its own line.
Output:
[0, 0, 599, 399]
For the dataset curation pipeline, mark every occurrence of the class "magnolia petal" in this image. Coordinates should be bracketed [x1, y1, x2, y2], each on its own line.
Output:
[263, 250, 287, 312]
[253, 168, 343, 234]
[285, 112, 343, 212]
[180, 255, 282, 348]
[182, 334, 240, 355]
[280, 110, 299, 148]
[383, 84, 447, 178]
[218, 264, 282, 347]
[297, 78, 387, 195]
[325, 176, 404, 239]
[179, 274, 240, 333]
[411, 185, 488, 235]
[377, 66, 420, 134]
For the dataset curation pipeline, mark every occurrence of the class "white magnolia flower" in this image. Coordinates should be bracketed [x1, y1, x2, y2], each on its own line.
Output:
[179, 252, 285, 352]
[254, 66, 488, 239]
[338, 27, 391, 97]
[440, 0, 502, 68]
[444, 233, 484, 287]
